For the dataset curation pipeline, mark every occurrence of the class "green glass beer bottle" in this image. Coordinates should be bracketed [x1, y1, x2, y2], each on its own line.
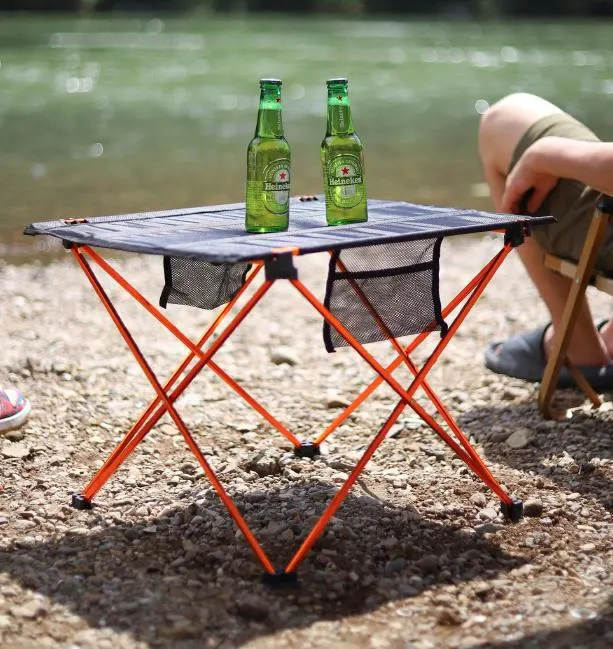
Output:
[245, 79, 291, 233]
[321, 78, 368, 226]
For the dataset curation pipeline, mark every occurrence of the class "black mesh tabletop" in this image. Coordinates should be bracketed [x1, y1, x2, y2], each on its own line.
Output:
[24, 197, 554, 263]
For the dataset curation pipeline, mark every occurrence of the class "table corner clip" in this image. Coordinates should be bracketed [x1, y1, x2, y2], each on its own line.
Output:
[261, 569, 299, 589]
[504, 223, 526, 248]
[293, 441, 321, 458]
[265, 252, 298, 281]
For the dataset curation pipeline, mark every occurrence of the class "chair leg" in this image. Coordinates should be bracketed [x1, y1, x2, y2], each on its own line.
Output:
[539, 209, 610, 419]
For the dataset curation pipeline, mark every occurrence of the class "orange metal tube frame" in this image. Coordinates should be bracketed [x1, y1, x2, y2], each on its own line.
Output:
[79, 246, 300, 449]
[72, 248, 276, 573]
[68, 238, 516, 577]
[315, 246, 505, 445]
[77, 254, 266, 502]
[333, 245, 516, 490]
[284, 243, 514, 575]
[331, 255, 489, 475]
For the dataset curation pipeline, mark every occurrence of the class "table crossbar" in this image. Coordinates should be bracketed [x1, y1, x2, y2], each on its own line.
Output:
[67, 235, 522, 582]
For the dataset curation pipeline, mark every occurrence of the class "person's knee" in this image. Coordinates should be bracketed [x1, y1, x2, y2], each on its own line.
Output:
[489, 92, 548, 115]
[479, 93, 561, 174]
[480, 93, 540, 146]
[477, 97, 512, 170]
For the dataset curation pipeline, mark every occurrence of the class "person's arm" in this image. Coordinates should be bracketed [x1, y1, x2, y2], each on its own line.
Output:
[501, 136, 613, 214]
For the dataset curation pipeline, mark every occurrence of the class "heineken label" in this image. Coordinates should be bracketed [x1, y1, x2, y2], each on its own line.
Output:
[262, 159, 290, 214]
[326, 154, 365, 208]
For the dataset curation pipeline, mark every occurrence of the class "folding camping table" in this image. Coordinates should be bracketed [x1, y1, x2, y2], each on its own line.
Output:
[25, 196, 554, 585]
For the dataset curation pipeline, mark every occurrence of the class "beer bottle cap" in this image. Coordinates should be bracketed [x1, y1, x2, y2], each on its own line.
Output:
[260, 78, 282, 85]
[326, 78, 348, 85]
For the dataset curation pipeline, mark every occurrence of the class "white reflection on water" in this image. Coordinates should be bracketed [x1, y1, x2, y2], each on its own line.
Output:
[220, 95, 238, 111]
[339, 21, 410, 38]
[572, 50, 604, 67]
[65, 52, 81, 68]
[449, 48, 465, 64]
[289, 84, 306, 100]
[89, 143, 103, 158]
[2, 65, 45, 83]
[83, 62, 101, 79]
[65, 77, 94, 93]
[31, 163, 46, 178]
[219, 123, 240, 139]
[94, 95, 109, 110]
[474, 99, 489, 115]
[469, 51, 494, 68]
[191, 59, 210, 75]
[146, 19, 164, 34]
[371, 71, 392, 87]
[420, 48, 437, 63]
[387, 47, 406, 64]
[414, 45, 607, 69]
[601, 80, 613, 94]
[500, 46, 519, 63]
[49, 33, 204, 50]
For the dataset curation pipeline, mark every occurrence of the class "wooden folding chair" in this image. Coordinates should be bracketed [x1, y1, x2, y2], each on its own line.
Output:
[539, 196, 613, 419]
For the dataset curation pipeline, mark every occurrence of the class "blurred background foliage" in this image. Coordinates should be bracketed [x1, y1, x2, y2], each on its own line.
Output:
[2, 1, 613, 18]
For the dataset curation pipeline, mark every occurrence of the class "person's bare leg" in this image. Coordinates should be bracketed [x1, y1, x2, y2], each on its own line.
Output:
[479, 92, 610, 366]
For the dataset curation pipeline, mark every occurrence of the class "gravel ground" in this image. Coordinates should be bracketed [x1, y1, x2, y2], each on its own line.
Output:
[0, 234, 611, 649]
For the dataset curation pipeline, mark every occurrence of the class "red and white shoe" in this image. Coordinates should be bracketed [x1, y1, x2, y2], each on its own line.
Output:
[0, 387, 31, 433]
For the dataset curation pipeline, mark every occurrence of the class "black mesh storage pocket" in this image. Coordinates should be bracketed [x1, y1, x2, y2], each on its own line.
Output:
[323, 238, 447, 352]
[159, 257, 251, 310]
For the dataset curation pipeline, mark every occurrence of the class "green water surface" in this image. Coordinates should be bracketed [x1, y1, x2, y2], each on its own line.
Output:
[1, 15, 613, 261]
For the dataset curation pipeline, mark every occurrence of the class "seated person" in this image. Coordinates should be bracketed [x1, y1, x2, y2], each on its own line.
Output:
[478, 92, 613, 388]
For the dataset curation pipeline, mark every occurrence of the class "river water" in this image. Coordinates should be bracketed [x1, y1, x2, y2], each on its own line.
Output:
[1, 15, 613, 261]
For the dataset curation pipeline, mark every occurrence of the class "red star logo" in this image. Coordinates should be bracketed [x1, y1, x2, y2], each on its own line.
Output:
[337, 95, 343, 101]
[279, 171, 286, 180]
[276, 97, 281, 102]
[341, 167, 350, 175]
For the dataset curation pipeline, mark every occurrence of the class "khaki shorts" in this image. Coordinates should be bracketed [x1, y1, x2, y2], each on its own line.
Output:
[510, 113, 613, 274]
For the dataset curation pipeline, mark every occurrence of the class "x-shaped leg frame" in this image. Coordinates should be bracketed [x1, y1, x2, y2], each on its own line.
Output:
[68, 239, 522, 585]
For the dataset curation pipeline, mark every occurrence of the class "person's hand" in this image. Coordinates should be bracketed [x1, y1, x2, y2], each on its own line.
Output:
[500, 138, 560, 215]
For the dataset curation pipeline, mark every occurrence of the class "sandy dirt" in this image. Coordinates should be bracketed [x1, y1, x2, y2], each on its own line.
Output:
[0, 233, 611, 649]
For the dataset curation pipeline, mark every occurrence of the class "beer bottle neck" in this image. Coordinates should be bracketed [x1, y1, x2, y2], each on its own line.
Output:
[255, 86, 284, 138]
[326, 85, 354, 136]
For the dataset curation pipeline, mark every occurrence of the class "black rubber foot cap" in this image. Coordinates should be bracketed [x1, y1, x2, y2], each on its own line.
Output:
[500, 497, 523, 522]
[71, 494, 93, 510]
[294, 442, 320, 458]
[261, 570, 299, 589]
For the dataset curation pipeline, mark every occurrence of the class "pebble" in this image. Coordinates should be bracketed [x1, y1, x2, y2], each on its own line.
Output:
[478, 507, 499, 521]
[436, 607, 466, 626]
[270, 346, 299, 366]
[235, 598, 269, 621]
[9, 600, 48, 619]
[246, 448, 281, 477]
[489, 429, 512, 442]
[2, 429, 25, 442]
[385, 558, 407, 574]
[475, 522, 504, 534]
[505, 428, 532, 449]
[416, 554, 438, 573]
[469, 492, 487, 507]
[523, 499, 544, 517]
[0, 440, 31, 458]
[326, 395, 351, 409]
